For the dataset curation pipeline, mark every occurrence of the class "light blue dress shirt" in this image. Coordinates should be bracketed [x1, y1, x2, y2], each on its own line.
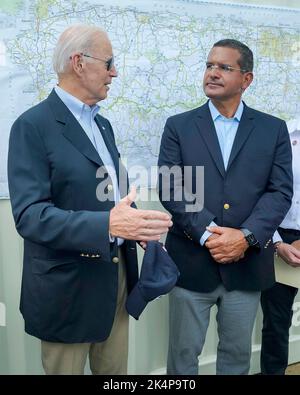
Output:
[55, 86, 123, 245]
[200, 100, 244, 246]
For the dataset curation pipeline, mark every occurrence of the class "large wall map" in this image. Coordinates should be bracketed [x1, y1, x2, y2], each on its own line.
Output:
[0, 0, 299, 197]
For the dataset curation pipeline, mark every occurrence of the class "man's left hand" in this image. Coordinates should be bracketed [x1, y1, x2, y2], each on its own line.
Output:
[205, 226, 248, 264]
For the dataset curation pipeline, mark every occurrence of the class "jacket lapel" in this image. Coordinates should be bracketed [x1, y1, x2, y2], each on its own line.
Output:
[195, 103, 226, 178]
[47, 89, 104, 168]
[94, 115, 120, 180]
[226, 104, 255, 171]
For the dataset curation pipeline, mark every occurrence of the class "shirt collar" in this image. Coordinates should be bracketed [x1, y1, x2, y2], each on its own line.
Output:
[287, 118, 300, 135]
[54, 85, 100, 120]
[208, 100, 244, 122]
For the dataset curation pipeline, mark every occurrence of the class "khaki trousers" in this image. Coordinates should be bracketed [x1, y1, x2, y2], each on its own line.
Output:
[41, 250, 128, 375]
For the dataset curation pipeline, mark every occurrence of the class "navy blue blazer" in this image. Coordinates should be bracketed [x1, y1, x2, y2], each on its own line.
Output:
[7, 89, 138, 343]
[158, 101, 293, 292]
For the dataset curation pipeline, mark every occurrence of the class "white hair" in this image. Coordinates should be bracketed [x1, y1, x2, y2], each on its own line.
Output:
[52, 24, 108, 75]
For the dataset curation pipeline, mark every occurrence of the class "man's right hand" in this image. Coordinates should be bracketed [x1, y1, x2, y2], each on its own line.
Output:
[205, 233, 244, 263]
[109, 187, 172, 241]
[205, 226, 248, 264]
[206, 233, 220, 243]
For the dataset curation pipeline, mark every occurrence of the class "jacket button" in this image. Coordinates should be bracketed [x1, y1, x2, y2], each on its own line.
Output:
[224, 203, 230, 210]
[112, 256, 119, 264]
[107, 184, 113, 192]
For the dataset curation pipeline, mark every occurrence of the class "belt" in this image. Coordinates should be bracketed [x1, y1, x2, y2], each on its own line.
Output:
[278, 227, 300, 237]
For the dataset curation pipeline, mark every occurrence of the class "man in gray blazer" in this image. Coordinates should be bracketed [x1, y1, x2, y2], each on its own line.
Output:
[7, 24, 172, 375]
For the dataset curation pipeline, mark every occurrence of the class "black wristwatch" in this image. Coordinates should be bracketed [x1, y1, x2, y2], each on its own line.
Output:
[240, 228, 259, 248]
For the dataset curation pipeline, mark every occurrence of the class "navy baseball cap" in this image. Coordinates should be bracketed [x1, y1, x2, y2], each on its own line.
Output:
[126, 241, 180, 320]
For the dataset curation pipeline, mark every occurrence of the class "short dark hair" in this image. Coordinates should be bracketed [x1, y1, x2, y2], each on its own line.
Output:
[213, 39, 253, 72]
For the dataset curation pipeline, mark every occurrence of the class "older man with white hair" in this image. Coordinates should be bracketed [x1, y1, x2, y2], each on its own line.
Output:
[7, 25, 172, 375]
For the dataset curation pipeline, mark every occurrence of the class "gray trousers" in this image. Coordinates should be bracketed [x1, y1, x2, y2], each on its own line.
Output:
[167, 284, 260, 375]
